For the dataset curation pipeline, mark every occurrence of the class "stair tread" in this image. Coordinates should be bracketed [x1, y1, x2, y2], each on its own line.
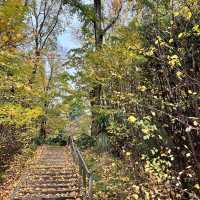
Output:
[11, 145, 82, 200]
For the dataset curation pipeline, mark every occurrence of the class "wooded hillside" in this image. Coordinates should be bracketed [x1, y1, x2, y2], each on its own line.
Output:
[0, 0, 200, 199]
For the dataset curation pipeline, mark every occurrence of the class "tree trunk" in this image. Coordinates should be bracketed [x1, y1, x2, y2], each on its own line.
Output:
[94, 0, 103, 46]
[90, 85, 101, 136]
[40, 102, 48, 139]
[90, 0, 103, 136]
[40, 117, 47, 139]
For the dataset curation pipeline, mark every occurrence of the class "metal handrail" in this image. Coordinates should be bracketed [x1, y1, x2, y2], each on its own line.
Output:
[69, 136, 93, 200]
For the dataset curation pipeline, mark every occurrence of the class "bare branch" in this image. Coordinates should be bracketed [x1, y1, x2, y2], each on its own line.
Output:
[102, 2, 122, 35]
[41, 0, 62, 49]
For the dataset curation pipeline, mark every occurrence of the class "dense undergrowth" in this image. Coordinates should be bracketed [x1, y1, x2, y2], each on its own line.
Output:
[77, 133, 200, 200]
[83, 148, 168, 200]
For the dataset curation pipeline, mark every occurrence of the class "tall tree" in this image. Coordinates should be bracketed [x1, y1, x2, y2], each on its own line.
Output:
[27, 0, 64, 137]
[0, 0, 43, 169]
[28, 0, 63, 84]
[64, 0, 122, 135]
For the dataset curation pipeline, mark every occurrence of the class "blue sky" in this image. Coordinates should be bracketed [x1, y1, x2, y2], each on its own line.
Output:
[57, 15, 82, 53]
[56, 15, 82, 75]
[57, 0, 92, 52]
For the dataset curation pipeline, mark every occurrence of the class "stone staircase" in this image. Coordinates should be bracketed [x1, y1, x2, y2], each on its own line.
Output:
[11, 145, 82, 200]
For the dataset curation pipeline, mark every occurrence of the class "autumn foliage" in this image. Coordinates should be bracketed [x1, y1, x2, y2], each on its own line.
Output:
[1, 0, 200, 199]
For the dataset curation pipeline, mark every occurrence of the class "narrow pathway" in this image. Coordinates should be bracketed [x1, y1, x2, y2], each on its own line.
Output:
[11, 145, 82, 200]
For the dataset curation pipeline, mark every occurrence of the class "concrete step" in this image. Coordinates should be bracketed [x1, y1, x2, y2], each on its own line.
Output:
[27, 179, 79, 184]
[27, 171, 77, 176]
[20, 183, 79, 188]
[11, 145, 82, 200]
[13, 194, 81, 200]
[16, 188, 80, 194]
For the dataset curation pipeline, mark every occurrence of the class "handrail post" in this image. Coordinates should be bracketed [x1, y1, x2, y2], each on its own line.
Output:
[83, 170, 87, 188]
[88, 174, 93, 200]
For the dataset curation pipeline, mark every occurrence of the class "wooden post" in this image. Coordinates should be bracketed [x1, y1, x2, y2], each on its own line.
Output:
[83, 170, 86, 188]
[88, 175, 93, 200]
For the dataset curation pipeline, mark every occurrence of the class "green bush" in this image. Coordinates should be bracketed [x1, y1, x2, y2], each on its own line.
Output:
[33, 132, 67, 146]
[33, 134, 45, 145]
[96, 133, 110, 153]
[46, 133, 67, 146]
[76, 134, 96, 149]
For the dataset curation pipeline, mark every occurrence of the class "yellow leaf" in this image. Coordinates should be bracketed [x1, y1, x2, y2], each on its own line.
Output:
[193, 121, 199, 126]
[126, 152, 131, 156]
[2, 35, 9, 42]
[16, 33, 22, 39]
[193, 25, 200, 33]
[132, 194, 139, 199]
[138, 85, 147, 92]
[178, 32, 184, 38]
[194, 184, 200, 190]
[176, 71, 184, 78]
[128, 115, 137, 124]
[169, 38, 174, 43]
[174, 12, 179, 17]
[142, 128, 149, 134]
[187, 11, 192, 20]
